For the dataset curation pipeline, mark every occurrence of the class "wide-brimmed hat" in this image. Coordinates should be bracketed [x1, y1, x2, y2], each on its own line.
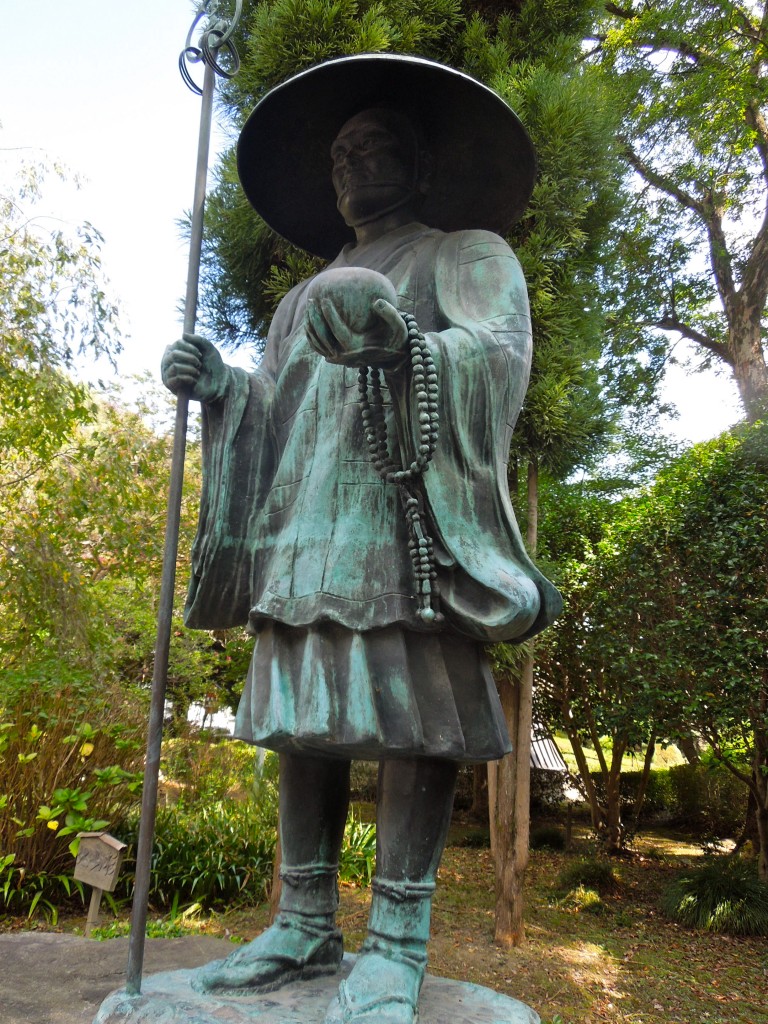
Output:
[237, 54, 536, 258]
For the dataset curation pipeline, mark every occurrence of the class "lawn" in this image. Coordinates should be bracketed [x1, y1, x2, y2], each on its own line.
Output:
[552, 734, 686, 775]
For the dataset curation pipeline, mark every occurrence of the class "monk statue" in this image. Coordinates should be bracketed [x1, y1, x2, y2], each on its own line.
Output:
[161, 54, 561, 1024]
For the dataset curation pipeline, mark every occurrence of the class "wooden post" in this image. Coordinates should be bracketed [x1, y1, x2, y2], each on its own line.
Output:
[85, 887, 104, 938]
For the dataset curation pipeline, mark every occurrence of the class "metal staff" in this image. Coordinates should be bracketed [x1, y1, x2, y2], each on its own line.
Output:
[126, 0, 242, 995]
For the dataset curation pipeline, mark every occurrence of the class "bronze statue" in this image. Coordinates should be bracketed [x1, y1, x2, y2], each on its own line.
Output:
[162, 54, 560, 1024]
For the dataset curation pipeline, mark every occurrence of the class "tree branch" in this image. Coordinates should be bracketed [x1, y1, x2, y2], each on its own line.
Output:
[623, 146, 704, 217]
[604, 2, 635, 18]
[654, 315, 731, 365]
[626, 145, 740, 312]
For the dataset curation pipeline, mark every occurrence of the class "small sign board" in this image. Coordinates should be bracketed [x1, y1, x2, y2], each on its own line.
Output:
[74, 832, 127, 892]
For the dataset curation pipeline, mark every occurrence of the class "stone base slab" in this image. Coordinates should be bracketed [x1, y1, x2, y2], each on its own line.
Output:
[94, 954, 540, 1024]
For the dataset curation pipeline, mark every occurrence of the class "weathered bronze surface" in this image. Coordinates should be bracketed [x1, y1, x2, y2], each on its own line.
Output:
[160, 54, 560, 1024]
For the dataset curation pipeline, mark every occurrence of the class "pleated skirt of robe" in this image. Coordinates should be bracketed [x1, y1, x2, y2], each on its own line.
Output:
[234, 620, 512, 763]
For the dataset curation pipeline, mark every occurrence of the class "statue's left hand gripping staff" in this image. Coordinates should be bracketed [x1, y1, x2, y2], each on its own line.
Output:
[125, 0, 242, 997]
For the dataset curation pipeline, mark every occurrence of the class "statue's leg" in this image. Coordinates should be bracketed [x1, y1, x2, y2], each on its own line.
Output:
[195, 751, 350, 993]
[330, 757, 458, 1023]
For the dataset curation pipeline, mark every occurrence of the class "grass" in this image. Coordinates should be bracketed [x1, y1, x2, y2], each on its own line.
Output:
[5, 826, 767, 1024]
[552, 734, 686, 774]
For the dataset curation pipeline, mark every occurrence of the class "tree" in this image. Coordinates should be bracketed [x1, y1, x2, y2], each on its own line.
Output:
[539, 423, 768, 873]
[0, 155, 121, 476]
[592, 0, 768, 422]
[534, 477, 651, 854]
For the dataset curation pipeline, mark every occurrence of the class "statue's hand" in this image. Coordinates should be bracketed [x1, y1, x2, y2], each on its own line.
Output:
[305, 268, 408, 367]
[161, 333, 228, 404]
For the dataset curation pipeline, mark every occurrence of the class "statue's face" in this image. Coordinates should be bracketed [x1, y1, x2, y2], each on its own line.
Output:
[331, 108, 419, 227]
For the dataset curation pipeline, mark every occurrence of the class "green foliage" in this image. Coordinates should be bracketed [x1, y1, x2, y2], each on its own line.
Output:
[563, 884, 604, 914]
[161, 737, 260, 803]
[0, 380, 252, 730]
[538, 422, 768, 861]
[339, 815, 377, 884]
[662, 857, 768, 936]
[556, 858, 618, 897]
[0, 668, 145, 880]
[594, 0, 768, 420]
[453, 828, 490, 849]
[121, 799, 277, 910]
[0, 853, 85, 922]
[0, 155, 121, 473]
[666, 763, 748, 840]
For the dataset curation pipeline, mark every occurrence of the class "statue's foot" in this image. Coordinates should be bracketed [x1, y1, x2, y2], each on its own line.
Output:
[192, 914, 343, 995]
[325, 942, 425, 1023]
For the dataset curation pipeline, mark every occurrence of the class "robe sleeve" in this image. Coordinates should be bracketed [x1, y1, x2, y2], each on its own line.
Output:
[421, 229, 562, 643]
[182, 295, 296, 629]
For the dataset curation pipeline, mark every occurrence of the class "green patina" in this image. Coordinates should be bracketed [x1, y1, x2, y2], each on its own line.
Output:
[159, 54, 559, 1024]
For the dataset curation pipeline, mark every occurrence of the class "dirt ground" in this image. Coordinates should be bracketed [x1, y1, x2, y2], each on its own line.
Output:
[4, 831, 767, 1024]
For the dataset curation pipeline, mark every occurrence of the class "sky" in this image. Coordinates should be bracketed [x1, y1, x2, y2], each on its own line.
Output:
[4, 0, 744, 444]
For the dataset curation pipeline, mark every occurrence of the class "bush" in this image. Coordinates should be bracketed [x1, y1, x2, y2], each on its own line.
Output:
[349, 761, 378, 802]
[661, 857, 768, 936]
[161, 736, 261, 803]
[530, 768, 574, 809]
[556, 858, 618, 896]
[530, 825, 567, 851]
[120, 797, 277, 910]
[340, 816, 376, 884]
[0, 665, 145, 888]
[582, 764, 747, 837]
[667, 763, 747, 838]
[117, 754, 379, 910]
[0, 854, 85, 922]
[563, 884, 605, 914]
[454, 828, 490, 849]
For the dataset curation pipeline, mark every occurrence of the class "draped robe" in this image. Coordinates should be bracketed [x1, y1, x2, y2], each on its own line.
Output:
[184, 222, 561, 761]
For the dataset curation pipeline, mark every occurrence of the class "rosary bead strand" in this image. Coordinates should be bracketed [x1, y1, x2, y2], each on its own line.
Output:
[358, 312, 442, 625]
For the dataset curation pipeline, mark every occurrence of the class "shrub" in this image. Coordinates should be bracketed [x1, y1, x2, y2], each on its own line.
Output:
[120, 797, 277, 910]
[530, 825, 567, 851]
[556, 858, 618, 896]
[0, 665, 145, 885]
[161, 736, 260, 803]
[661, 857, 768, 936]
[530, 768, 574, 809]
[0, 853, 85, 922]
[117, 756, 378, 909]
[563, 884, 604, 914]
[453, 828, 490, 849]
[349, 760, 379, 803]
[667, 763, 747, 838]
[340, 817, 376, 884]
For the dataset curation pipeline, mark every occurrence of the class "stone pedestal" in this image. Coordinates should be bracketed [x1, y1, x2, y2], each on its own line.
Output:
[94, 954, 540, 1024]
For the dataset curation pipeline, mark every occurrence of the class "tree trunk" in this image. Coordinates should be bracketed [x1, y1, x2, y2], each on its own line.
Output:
[566, 727, 604, 834]
[491, 456, 539, 946]
[676, 734, 701, 766]
[730, 305, 768, 423]
[733, 787, 759, 855]
[487, 760, 498, 860]
[631, 733, 657, 834]
[753, 760, 768, 883]
[755, 799, 768, 883]
[603, 740, 628, 853]
[751, 672, 768, 881]
[492, 658, 534, 947]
